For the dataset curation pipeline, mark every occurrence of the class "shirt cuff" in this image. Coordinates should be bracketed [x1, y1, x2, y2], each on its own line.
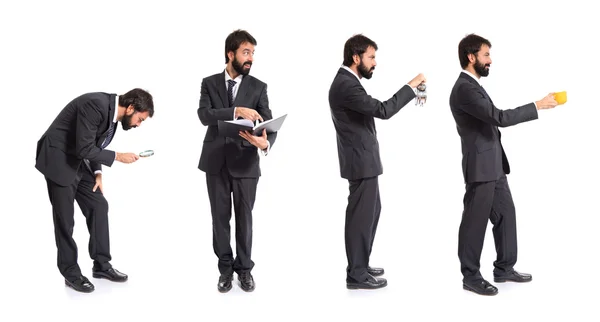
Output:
[260, 141, 270, 156]
[94, 170, 102, 175]
[233, 107, 237, 119]
[408, 83, 417, 95]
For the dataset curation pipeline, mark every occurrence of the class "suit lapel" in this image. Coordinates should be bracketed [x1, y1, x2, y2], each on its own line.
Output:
[460, 73, 500, 136]
[98, 94, 117, 146]
[215, 71, 229, 108]
[460, 72, 494, 104]
[459, 72, 477, 85]
[233, 76, 250, 107]
[478, 85, 494, 104]
[339, 68, 361, 85]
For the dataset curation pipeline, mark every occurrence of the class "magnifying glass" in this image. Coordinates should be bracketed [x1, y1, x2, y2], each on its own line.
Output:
[139, 150, 154, 157]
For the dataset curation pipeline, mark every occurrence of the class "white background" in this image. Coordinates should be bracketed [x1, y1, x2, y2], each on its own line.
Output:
[1, 0, 598, 320]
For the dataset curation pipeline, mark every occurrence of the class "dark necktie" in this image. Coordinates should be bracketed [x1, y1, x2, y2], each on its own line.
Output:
[227, 79, 236, 107]
[101, 122, 116, 149]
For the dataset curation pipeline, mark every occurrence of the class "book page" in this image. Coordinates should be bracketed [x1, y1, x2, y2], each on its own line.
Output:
[255, 114, 286, 130]
[257, 118, 275, 126]
[225, 119, 254, 127]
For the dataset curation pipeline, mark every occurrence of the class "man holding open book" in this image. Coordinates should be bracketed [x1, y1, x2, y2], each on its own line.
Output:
[197, 29, 277, 293]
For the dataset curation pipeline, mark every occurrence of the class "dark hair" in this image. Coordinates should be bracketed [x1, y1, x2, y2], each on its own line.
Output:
[118, 88, 154, 117]
[343, 34, 378, 67]
[458, 34, 491, 69]
[225, 29, 257, 63]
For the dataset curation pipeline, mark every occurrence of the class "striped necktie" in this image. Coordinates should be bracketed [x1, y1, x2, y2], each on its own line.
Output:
[101, 122, 116, 149]
[227, 79, 236, 107]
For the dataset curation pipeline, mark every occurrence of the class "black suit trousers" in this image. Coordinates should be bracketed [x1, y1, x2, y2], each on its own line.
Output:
[345, 176, 381, 282]
[206, 167, 258, 276]
[458, 174, 517, 283]
[45, 166, 112, 281]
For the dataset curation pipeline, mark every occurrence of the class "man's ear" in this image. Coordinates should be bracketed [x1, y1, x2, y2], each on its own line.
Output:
[126, 104, 135, 115]
[353, 54, 360, 66]
[468, 53, 476, 64]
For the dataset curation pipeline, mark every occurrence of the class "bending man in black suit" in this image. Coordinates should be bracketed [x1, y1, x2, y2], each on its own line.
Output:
[328, 34, 426, 290]
[449, 34, 558, 296]
[35, 88, 154, 293]
[197, 29, 277, 293]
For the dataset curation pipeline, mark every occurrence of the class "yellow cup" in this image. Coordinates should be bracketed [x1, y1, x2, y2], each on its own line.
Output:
[554, 91, 567, 105]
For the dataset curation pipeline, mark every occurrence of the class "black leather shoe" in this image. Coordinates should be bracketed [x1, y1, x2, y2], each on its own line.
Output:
[494, 271, 532, 283]
[347, 274, 387, 290]
[92, 268, 128, 282]
[65, 276, 95, 293]
[367, 266, 384, 277]
[463, 279, 498, 296]
[238, 272, 255, 292]
[218, 274, 233, 293]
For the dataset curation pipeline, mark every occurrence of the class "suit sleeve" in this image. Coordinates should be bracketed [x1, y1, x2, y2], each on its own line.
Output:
[197, 78, 236, 126]
[75, 100, 116, 166]
[90, 160, 102, 173]
[344, 83, 416, 119]
[256, 83, 277, 149]
[456, 83, 538, 127]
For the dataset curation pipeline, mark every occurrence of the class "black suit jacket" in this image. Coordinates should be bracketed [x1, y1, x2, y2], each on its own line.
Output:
[197, 71, 276, 178]
[328, 68, 416, 180]
[35, 92, 118, 186]
[449, 72, 538, 183]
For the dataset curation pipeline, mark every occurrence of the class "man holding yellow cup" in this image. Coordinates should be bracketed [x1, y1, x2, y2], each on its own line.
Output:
[449, 33, 564, 297]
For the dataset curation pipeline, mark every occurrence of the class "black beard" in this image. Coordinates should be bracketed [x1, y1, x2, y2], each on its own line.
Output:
[474, 60, 490, 77]
[233, 57, 252, 76]
[121, 113, 134, 130]
[358, 61, 374, 79]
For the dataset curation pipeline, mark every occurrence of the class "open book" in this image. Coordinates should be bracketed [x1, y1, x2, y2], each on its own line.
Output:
[217, 114, 287, 139]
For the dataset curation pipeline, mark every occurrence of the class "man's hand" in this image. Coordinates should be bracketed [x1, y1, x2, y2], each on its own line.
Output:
[93, 174, 103, 193]
[408, 73, 427, 88]
[535, 93, 559, 110]
[116, 152, 139, 164]
[239, 129, 268, 150]
[235, 107, 263, 122]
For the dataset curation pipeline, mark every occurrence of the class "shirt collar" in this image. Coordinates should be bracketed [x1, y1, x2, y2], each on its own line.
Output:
[461, 69, 481, 85]
[225, 69, 243, 83]
[341, 65, 360, 81]
[113, 96, 119, 123]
